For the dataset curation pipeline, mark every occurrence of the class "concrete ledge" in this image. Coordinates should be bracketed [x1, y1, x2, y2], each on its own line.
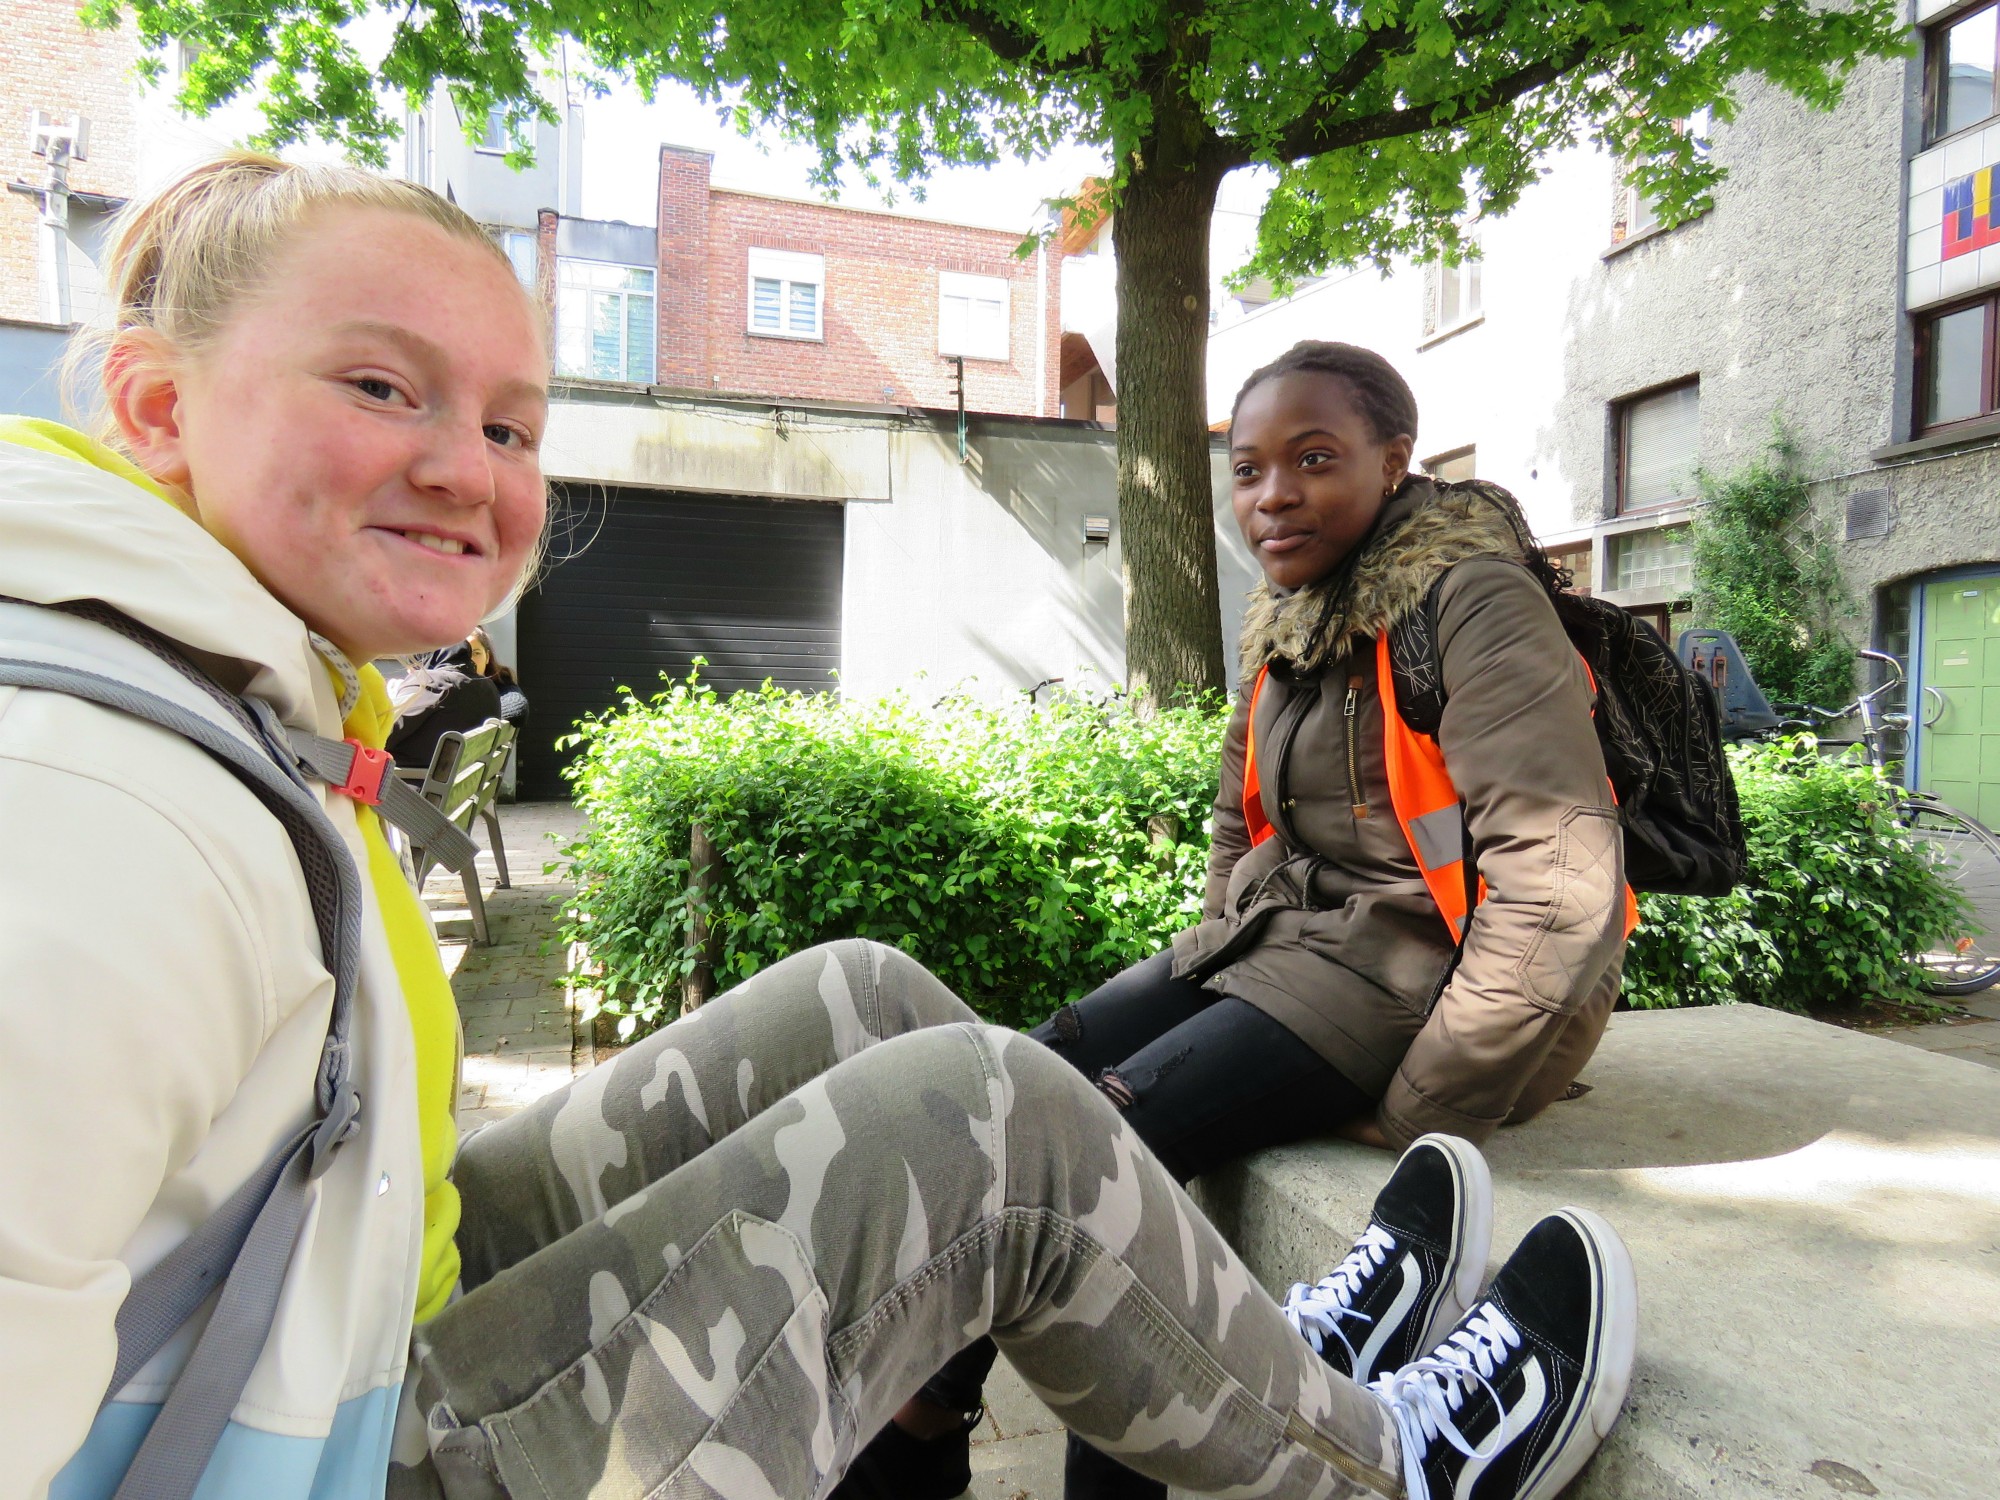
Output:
[1186, 1006, 2000, 1499]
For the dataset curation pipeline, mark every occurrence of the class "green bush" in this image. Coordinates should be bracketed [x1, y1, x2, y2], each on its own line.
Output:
[1623, 739, 1967, 1010]
[560, 685, 1967, 1041]
[559, 673, 1226, 1035]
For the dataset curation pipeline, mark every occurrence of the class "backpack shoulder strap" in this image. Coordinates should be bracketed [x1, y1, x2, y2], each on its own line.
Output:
[1387, 575, 1451, 738]
[0, 598, 365, 1500]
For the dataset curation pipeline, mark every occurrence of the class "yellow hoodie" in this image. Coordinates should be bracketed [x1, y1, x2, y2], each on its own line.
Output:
[0, 417, 462, 1322]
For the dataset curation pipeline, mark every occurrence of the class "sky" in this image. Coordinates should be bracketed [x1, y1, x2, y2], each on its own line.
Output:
[573, 80, 1115, 233]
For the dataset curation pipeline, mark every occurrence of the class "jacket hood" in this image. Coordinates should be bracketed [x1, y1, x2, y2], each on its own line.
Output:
[1238, 477, 1534, 676]
[0, 420, 344, 733]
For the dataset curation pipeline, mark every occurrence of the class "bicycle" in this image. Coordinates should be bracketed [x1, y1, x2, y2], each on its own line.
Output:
[1779, 649, 2000, 996]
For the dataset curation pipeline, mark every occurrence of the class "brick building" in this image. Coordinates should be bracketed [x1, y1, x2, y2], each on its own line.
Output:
[0, 5, 138, 327]
[545, 145, 1063, 416]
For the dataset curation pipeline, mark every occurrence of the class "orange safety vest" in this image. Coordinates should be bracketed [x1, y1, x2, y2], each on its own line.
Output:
[1241, 637, 1640, 943]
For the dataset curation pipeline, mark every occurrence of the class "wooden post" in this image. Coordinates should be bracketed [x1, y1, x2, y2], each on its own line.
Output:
[682, 822, 718, 1015]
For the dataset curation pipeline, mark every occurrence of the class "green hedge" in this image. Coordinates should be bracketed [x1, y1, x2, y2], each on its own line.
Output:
[559, 675, 1225, 1035]
[559, 684, 1965, 1038]
[1622, 739, 1966, 1011]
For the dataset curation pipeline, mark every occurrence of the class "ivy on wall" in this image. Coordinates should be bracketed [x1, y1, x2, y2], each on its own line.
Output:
[1690, 428, 1857, 710]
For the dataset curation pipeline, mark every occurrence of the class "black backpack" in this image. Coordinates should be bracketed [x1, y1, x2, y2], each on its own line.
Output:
[1387, 482, 1747, 897]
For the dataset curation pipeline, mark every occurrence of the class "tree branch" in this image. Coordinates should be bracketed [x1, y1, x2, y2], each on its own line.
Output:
[1316, 24, 1409, 101]
[1215, 33, 1605, 169]
[918, 0, 1099, 74]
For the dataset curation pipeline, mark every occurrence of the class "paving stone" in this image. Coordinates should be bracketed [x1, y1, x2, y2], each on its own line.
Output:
[965, 1431, 1066, 1500]
[1883, 1017, 2000, 1067]
[980, 1358, 1061, 1442]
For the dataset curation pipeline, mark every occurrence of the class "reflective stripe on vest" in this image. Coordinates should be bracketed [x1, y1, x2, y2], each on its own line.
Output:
[1242, 666, 1276, 849]
[1371, 633, 1487, 940]
[1238, 644, 1639, 941]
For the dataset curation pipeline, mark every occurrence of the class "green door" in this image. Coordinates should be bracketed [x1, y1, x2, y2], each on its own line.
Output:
[1919, 573, 2000, 828]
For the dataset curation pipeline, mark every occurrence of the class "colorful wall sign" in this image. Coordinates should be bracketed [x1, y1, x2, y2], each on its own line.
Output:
[1943, 164, 2000, 260]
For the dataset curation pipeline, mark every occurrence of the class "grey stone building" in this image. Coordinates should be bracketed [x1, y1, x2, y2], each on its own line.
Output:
[1556, 3, 2000, 828]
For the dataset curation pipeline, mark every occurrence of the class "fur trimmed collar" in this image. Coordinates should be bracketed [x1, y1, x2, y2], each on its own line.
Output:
[1238, 478, 1530, 676]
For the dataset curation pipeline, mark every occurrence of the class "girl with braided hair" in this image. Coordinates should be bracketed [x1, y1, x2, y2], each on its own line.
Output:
[847, 342, 1635, 1500]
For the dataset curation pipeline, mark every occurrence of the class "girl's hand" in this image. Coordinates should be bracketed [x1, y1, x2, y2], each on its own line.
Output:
[1333, 1116, 1393, 1151]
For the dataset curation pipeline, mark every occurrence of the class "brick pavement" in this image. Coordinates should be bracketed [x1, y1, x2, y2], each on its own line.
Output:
[425, 799, 589, 1129]
[427, 800, 2000, 1499]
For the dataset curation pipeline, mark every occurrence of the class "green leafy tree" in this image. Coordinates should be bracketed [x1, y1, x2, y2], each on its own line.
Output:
[99, 0, 1905, 704]
[1690, 427, 1857, 709]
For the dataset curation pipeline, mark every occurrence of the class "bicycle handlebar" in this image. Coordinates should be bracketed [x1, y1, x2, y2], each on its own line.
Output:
[1809, 649, 1907, 720]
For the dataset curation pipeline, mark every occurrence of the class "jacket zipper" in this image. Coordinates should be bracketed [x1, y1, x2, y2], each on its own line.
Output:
[1268, 680, 1317, 849]
[1345, 673, 1369, 819]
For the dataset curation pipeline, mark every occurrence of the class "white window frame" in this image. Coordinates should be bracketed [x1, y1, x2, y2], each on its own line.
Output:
[555, 256, 657, 385]
[474, 103, 508, 155]
[747, 248, 825, 340]
[1620, 107, 1712, 241]
[1425, 226, 1482, 337]
[937, 271, 1011, 361]
[497, 230, 538, 292]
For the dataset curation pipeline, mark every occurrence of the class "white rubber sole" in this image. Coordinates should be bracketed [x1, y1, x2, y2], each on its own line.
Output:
[1512, 1205, 1640, 1500]
[1409, 1132, 1495, 1356]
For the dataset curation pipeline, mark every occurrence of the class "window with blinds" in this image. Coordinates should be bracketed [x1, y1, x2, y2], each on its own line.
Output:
[747, 248, 825, 339]
[1615, 380, 1700, 512]
[555, 258, 657, 384]
[938, 271, 1011, 360]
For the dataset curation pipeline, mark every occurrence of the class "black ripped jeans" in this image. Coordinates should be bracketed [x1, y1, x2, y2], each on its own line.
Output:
[924, 948, 1375, 1500]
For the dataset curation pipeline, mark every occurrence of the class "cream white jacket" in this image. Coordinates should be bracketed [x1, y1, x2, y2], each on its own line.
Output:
[0, 437, 427, 1500]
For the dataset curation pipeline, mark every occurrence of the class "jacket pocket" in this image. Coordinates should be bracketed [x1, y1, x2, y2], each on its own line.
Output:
[1514, 806, 1623, 1014]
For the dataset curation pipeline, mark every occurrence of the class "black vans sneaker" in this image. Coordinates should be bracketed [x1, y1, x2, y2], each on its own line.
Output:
[1369, 1208, 1638, 1500]
[1281, 1133, 1492, 1383]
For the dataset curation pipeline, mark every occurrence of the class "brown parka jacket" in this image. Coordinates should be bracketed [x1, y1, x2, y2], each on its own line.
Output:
[1171, 478, 1628, 1149]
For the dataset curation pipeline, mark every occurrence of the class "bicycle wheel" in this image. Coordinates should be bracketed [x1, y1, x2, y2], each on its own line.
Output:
[1902, 799, 2000, 995]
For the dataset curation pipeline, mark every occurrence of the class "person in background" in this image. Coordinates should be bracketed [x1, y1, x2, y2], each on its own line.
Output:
[387, 631, 504, 770]
[464, 625, 529, 728]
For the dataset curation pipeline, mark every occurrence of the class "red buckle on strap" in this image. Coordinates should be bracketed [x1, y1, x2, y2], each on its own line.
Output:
[332, 740, 393, 805]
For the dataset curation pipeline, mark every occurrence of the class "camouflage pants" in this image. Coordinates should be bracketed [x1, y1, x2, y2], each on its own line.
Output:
[409, 940, 1401, 1500]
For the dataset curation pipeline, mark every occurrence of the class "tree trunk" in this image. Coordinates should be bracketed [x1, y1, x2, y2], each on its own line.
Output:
[681, 822, 718, 1015]
[1113, 157, 1228, 709]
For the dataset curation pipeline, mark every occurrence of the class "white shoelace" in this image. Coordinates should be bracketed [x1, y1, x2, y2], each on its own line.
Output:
[1369, 1303, 1521, 1500]
[1281, 1223, 1397, 1367]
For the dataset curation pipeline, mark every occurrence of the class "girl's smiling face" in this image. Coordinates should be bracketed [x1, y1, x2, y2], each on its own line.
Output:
[1229, 371, 1413, 592]
[118, 207, 549, 662]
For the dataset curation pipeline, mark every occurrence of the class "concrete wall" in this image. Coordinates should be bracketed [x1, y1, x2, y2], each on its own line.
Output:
[432, 97, 566, 232]
[528, 387, 1252, 700]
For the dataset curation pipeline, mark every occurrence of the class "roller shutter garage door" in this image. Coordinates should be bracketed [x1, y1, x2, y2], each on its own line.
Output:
[517, 484, 843, 798]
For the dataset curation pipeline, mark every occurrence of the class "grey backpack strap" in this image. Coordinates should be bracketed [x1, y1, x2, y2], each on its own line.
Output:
[0, 602, 365, 1500]
[286, 728, 480, 875]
